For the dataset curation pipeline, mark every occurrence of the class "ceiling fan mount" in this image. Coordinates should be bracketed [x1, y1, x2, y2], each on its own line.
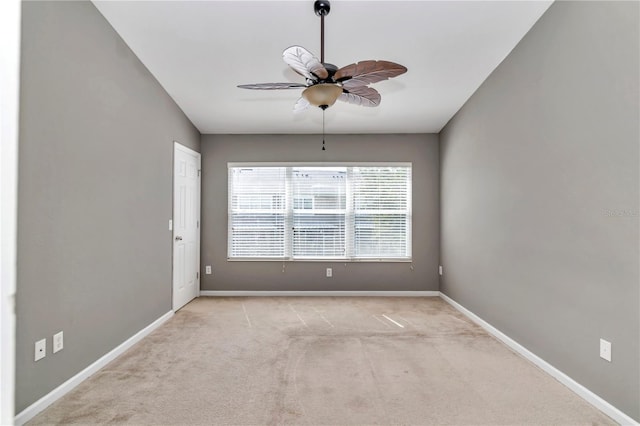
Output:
[238, 0, 407, 112]
[314, 0, 330, 17]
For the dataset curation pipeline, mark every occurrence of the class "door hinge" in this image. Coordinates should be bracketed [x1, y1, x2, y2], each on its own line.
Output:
[197, 272, 199, 279]
[198, 169, 201, 176]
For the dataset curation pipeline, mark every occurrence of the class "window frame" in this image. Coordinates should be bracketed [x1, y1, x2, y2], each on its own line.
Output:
[227, 162, 412, 262]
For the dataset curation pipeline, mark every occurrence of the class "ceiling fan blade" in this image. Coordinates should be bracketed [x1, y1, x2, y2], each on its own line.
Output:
[237, 82, 308, 90]
[282, 46, 329, 81]
[335, 60, 407, 88]
[338, 86, 381, 107]
[293, 97, 311, 113]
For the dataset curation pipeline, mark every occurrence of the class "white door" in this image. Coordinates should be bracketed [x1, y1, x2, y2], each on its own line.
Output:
[173, 143, 201, 311]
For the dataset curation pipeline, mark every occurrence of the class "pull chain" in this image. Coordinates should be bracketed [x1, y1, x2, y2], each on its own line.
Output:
[322, 109, 326, 151]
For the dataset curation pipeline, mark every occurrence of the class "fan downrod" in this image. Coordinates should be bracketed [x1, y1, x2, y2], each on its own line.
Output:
[314, 0, 330, 16]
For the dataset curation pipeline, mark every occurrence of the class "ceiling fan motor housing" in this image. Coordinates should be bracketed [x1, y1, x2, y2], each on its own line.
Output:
[320, 63, 338, 82]
[314, 0, 330, 16]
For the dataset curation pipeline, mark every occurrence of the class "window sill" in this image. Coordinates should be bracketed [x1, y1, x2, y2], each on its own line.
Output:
[227, 257, 413, 263]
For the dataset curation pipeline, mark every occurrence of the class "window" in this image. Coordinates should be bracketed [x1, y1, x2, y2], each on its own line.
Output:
[228, 163, 411, 261]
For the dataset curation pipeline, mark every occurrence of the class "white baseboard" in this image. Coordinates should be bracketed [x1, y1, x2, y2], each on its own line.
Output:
[14, 310, 174, 426]
[439, 292, 638, 426]
[200, 290, 440, 297]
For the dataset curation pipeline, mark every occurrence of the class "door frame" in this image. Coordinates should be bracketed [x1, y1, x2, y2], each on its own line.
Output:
[172, 142, 201, 311]
[1, 0, 20, 421]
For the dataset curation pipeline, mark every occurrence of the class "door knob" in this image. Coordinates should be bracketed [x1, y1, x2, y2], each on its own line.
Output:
[175, 236, 183, 241]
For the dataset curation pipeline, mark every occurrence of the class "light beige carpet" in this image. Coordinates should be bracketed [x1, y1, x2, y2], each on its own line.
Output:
[29, 297, 615, 425]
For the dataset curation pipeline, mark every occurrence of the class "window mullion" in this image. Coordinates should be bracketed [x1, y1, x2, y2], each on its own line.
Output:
[284, 166, 293, 259]
[406, 168, 412, 258]
[227, 167, 234, 259]
[345, 167, 354, 259]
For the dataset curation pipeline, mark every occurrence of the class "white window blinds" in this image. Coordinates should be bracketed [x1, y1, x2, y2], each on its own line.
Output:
[292, 167, 347, 259]
[351, 166, 411, 259]
[228, 163, 411, 261]
[228, 167, 286, 258]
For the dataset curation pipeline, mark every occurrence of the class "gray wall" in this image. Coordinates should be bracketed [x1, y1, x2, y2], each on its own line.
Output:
[17, 1, 200, 412]
[200, 134, 439, 291]
[440, 1, 639, 421]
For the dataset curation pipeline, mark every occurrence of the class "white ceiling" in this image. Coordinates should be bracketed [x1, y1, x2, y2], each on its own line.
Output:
[92, 1, 552, 134]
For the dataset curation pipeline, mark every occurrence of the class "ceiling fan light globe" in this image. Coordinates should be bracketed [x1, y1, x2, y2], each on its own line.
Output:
[302, 84, 343, 109]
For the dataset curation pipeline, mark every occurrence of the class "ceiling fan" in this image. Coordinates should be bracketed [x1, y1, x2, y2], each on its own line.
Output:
[238, 0, 408, 112]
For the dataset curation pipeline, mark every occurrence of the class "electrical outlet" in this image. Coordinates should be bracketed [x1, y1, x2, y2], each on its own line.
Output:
[53, 331, 63, 353]
[205, 265, 212, 274]
[326, 268, 332, 278]
[600, 338, 612, 362]
[35, 339, 46, 361]
[438, 265, 443, 276]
